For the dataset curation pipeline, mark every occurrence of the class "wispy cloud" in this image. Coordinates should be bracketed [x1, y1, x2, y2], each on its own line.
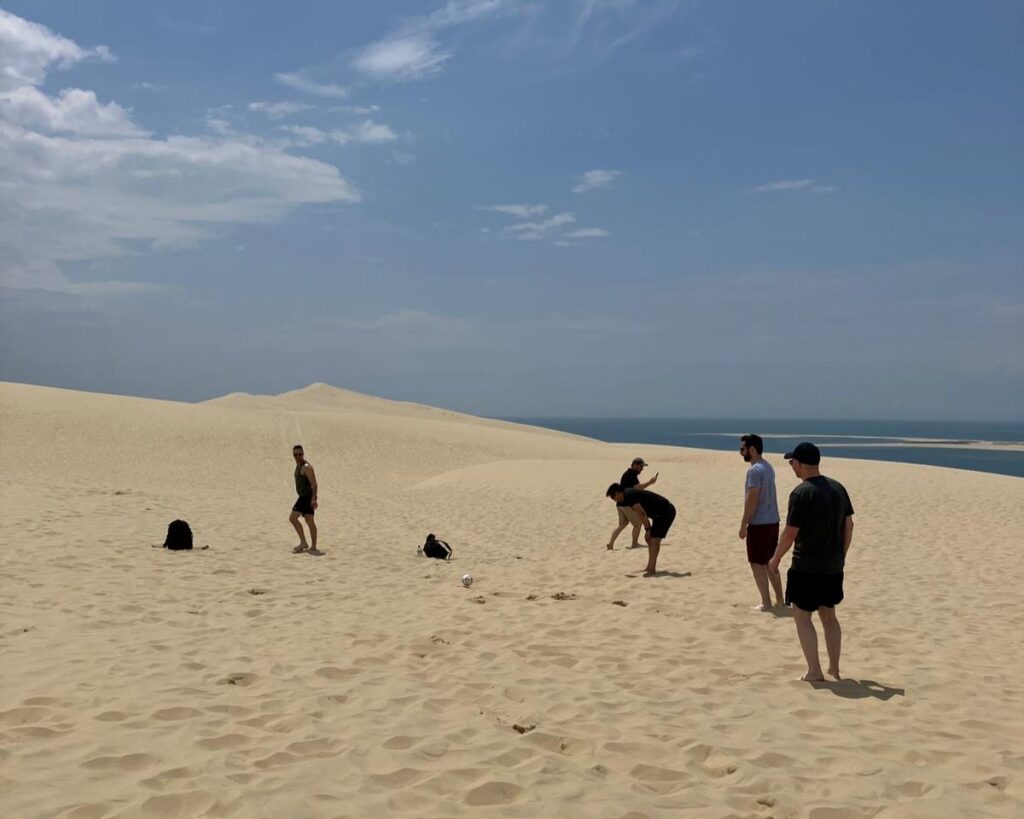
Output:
[478, 204, 549, 218]
[352, 35, 451, 81]
[569, 0, 678, 53]
[156, 18, 217, 36]
[754, 178, 837, 193]
[562, 227, 608, 238]
[0, 8, 114, 91]
[280, 120, 398, 147]
[506, 212, 576, 241]
[247, 101, 314, 119]
[351, 0, 526, 82]
[572, 168, 620, 193]
[273, 71, 348, 99]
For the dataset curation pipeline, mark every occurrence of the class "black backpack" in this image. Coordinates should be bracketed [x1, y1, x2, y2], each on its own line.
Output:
[164, 519, 193, 551]
[422, 533, 452, 560]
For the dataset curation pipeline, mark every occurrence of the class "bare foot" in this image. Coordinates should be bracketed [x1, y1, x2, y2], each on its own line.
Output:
[827, 667, 841, 680]
[307, 548, 325, 556]
[606, 545, 614, 551]
[292, 544, 309, 554]
[799, 671, 825, 682]
[643, 570, 656, 577]
[753, 604, 772, 611]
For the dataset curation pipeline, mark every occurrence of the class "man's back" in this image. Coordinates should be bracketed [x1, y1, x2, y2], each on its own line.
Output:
[623, 489, 673, 517]
[787, 476, 853, 574]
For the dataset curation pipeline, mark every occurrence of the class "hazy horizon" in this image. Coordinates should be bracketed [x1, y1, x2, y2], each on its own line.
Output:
[2, 2, 1021, 421]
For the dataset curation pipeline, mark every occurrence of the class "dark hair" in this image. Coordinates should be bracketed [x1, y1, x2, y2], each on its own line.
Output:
[740, 434, 764, 455]
[293, 444, 304, 451]
[606, 483, 623, 497]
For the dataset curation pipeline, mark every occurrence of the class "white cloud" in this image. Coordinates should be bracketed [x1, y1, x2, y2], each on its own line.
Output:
[478, 203, 549, 218]
[349, 119, 397, 143]
[351, 0, 526, 83]
[562, 227, 608, 238]
[352, 35, 452, 81]
[506, 211, 576, 240]
[1, 85, 145, 136]
[0, 10, 360, 297]
[572, 168, 620, 193]
[754, 178, 815, 192]
[0, 8, 114, 92]
[273, 72, 348, 99]
[247, 101, 314, 119]
[331, 104, 381, 115]
[279, 120, 397, 147]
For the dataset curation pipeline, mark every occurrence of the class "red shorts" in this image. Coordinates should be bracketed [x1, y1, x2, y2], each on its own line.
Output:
[746, 523, 779, 565]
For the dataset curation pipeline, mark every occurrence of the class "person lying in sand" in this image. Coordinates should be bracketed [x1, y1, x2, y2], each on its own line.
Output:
[289, 444, 324, 556]
[769, 443, 854, 682]
[606, 483, 676, 576]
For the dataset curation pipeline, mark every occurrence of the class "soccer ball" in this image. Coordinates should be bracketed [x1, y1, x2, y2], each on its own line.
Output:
[461, 574, 474, 588]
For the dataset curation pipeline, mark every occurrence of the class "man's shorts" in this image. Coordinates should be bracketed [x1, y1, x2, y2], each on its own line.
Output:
[650, 504, 676, 539]
[746, 522, 779, 565]
[786, 569, 844, 612]
[292, 495, 315, 516]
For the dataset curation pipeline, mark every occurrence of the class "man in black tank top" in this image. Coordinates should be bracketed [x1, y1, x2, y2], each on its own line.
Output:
[289, 444, 323, 555]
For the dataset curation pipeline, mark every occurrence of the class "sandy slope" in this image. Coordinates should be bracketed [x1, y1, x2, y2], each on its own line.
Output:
[1, 381, 1021, 819]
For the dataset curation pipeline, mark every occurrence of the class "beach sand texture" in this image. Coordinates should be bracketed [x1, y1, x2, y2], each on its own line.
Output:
[1, 381, 1022, 819]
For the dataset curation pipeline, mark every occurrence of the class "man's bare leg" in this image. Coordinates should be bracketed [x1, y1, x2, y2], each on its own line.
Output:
[750, 563, 773, 609]
[643, 537, 662, 576]
[792, 607, 824, 681]
[818, 606, 841, 679]
[630, 520, 642, 548]
[290, 512, 309, 551]
[768, 568, 785, 607]
[304, 515, 322, 554]
[607, 521, 627, 550]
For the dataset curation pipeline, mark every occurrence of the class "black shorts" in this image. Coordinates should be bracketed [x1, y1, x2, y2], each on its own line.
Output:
[786, 569, 843, 612]
[292, 496, 315, 516]
[650, 504, 676, 539]
[746, 523, 779, 565]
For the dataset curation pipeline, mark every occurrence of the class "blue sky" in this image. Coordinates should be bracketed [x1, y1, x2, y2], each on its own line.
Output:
[1, 1, 1021, 419]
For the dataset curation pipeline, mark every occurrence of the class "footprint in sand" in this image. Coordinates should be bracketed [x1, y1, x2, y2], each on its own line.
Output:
[463, 781, 525, 806]
[551, 592, 576, 601]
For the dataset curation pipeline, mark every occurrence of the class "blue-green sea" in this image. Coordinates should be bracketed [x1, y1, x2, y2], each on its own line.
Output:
[504, 418, 1024, 479]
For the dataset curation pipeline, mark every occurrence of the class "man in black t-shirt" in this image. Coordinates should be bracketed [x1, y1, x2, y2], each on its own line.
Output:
[606, 483, 676, 576]
[606, 457, 659, 550]
[768, 443, 854, 682]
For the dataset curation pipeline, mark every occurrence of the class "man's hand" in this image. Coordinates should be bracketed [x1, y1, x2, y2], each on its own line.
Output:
[738, 524, 747, 540]
[311, 499, 318, 510]
[649, 472, 659, 485]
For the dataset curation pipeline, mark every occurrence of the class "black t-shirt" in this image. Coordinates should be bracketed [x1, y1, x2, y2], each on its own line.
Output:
[620, 468, 640, 490]
[786, 476, 854, 574]
[622, 489, 674, 519]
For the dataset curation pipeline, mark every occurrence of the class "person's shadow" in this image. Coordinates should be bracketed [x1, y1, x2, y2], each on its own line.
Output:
[811, 678, 905, 700]
[625, 571, 693, 579]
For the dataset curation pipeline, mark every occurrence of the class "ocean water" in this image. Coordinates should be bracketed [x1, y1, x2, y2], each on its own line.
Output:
[505, 418, 1024, 479]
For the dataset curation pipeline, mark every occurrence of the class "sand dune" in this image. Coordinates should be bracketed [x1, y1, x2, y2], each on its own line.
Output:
[1, 381, 1022, 818]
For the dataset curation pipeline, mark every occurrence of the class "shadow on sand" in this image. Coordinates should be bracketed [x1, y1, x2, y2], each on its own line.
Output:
[625, 571, 693, 579]
[811, 678, 905, 700]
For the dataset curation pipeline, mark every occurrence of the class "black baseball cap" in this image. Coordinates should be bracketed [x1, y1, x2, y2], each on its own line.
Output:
[784, 442, 821, 465]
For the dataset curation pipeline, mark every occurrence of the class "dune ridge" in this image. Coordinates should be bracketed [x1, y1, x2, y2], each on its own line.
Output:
[1, 380, 1022, 818]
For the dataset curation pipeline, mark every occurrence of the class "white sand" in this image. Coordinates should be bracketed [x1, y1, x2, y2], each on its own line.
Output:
[1, 381, 1022, 818]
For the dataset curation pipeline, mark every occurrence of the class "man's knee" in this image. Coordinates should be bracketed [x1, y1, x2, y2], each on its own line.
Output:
[818, 606, 838, 621]
[304, 515, 316, 527]
[289, 511, 300, 523]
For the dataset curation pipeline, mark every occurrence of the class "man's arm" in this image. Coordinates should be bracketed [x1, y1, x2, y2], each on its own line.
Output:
[739, 486, 761, 538]
[303, 464, 318, 508]
[842, 516, 854, 557]
[640, 472, 659, 489]
[768, 525, 798, 574]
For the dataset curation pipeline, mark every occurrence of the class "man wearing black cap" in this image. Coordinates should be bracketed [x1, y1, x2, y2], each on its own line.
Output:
[769, 442, 854, 681]
[606, 482, 676, 576]
[606, 457, 659, 550]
